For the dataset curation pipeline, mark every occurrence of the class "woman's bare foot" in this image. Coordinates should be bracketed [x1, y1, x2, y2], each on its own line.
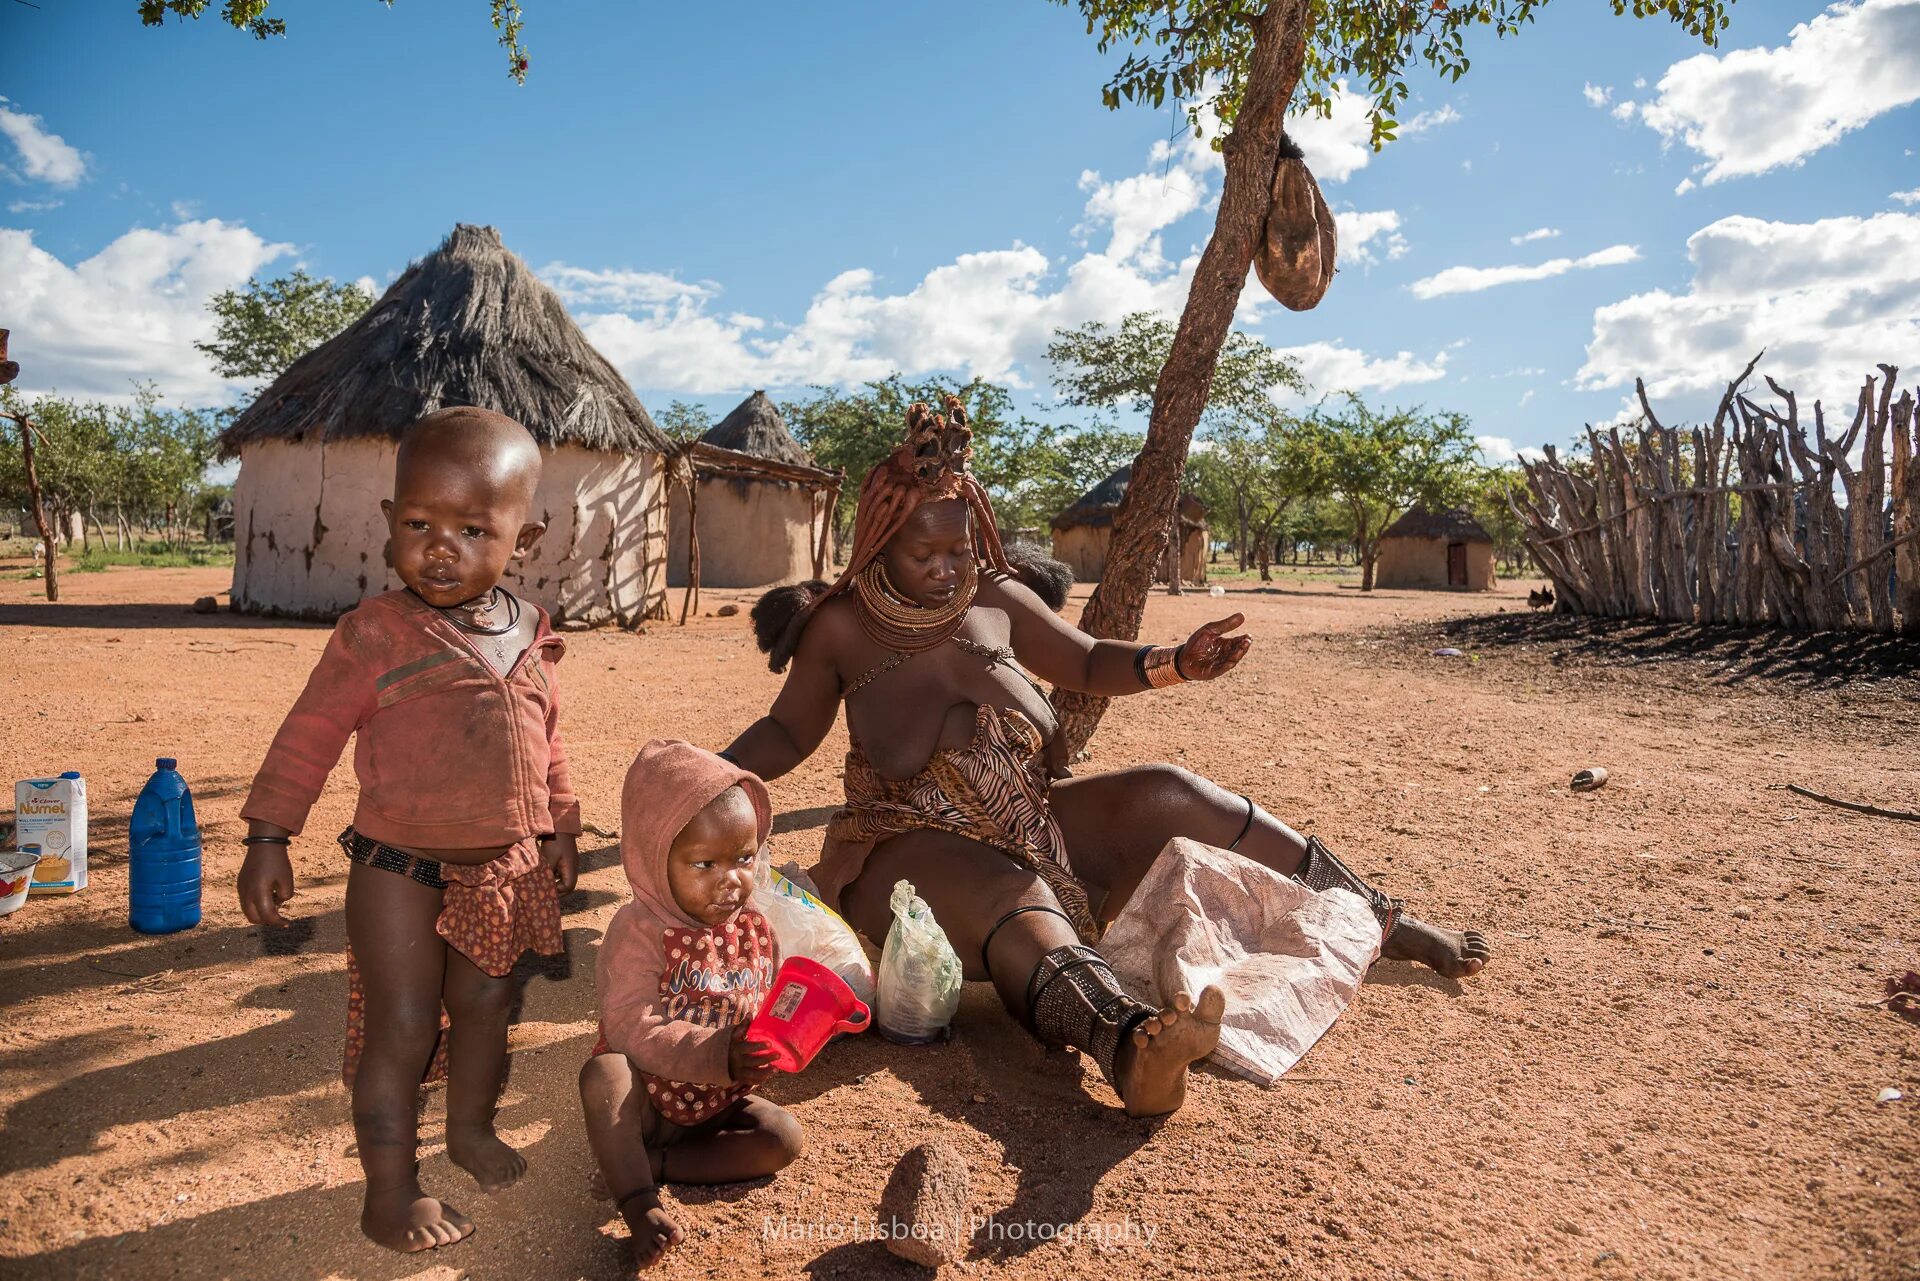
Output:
[618, 1186, 684, 1272]
[1113, 987, 1225, 1119]
[447, 1121, 527, 1192]
[1381, 913, 1492, 978]
[361, 1181, 474, 1252]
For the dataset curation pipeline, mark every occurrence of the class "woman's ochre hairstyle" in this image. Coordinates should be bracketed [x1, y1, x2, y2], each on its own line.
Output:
[756, 395, 1013, 671]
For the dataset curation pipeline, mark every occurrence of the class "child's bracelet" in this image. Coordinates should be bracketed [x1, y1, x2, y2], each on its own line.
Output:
[241, 835, 291, 847]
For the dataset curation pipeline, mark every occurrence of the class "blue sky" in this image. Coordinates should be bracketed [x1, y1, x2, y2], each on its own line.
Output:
[4, 0, 1917, 462]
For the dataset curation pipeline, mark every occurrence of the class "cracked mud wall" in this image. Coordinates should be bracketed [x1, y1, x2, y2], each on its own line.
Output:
[229, 441, 666, 626]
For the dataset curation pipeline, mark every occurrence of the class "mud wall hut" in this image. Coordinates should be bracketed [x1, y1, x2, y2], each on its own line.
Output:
[1050, 465, 1208, 586]
[1374, 507, 1495, 590]
[218, 224, 672, 627]
[667, 392, 839, 589]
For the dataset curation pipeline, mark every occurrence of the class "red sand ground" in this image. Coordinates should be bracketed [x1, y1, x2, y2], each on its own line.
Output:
[1, 565, 1916, 1280]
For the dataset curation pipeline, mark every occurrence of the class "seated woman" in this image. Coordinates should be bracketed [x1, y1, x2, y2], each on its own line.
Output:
[723, 397, 1489, 1119]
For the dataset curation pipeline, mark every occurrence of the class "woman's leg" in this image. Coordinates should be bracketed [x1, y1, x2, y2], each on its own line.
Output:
[579, 1054, 680, 1271]
[343, 863, 472, 1252]
[1051, 765, 1491, 978]
[441, 949, 525, 1192]
[839, 829, 1222, 1118]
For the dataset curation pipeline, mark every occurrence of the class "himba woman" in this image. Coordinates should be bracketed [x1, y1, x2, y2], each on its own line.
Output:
[723, 397, 1490, 1118]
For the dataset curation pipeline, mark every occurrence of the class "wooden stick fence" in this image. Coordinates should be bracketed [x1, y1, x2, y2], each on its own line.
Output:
[1512, 358, 1919, 633]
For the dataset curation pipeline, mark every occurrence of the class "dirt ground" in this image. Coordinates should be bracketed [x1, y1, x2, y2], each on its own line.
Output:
[2, 565, 1916, 1281]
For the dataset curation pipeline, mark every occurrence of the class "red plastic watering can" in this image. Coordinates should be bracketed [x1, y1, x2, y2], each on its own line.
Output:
[747, 956, 871, 1072]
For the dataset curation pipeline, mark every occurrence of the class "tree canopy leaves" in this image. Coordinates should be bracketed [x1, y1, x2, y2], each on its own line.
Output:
[137, 1, 532, 81]
[196, 270, 374, 383]
[1055, 0, 1735, 150]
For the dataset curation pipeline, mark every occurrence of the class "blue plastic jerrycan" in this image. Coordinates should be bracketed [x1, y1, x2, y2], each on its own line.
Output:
[128, 757, 202, 934]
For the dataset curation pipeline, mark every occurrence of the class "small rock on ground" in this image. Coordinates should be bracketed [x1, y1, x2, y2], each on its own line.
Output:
[879, 1140, 970, 1268]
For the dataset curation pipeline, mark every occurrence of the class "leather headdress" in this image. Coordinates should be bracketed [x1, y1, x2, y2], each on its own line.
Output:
[819, 395, 1013, 602]
[761, 395, 1012, 671]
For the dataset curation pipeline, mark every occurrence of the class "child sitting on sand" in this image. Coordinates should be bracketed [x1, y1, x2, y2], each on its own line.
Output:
[236, 407, 581, 1253]
[580, 740, 804, 1271]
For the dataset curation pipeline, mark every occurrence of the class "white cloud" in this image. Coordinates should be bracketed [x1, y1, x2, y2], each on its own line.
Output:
[1582, 82, 1613, 108]
[539, 263, 715, 309]
[0, 220, 292, 401]
[1510, 227, 1560, 245]
[1635, 0, 1920, 184]
[1518, 389, 1535, 408]
[0, 99, 87, 188]
[541, 103, 1439, 399]
[7, 198, 61, 214]
[1633, 76, 1648, 89]
[1401, 104, 1461, 136]
[1893, 188, 1920, 205]
[568, 121, 1262, 395]
[1409, 244, 1640, 299]
[1577, 211, 1920, 406]
[1271, 340, 1450, 398]
[1675, 178, 1697, 196]
[1610, 100, 1639, 122]
[1288, 84, 1375, 183]
[1335, 209, 1409, 266]
[1074, 163, 1206, 268]
[1477, 434, 1521, 462]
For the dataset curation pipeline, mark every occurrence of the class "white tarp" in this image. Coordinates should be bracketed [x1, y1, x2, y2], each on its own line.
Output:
[1098, 837, 1382, 1086]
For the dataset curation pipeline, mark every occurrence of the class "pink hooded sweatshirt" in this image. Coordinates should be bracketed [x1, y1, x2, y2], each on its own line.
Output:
[596, 740, 780, 1126]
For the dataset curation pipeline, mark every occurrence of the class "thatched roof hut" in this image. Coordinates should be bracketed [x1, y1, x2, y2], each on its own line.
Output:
[1049, 465, 1208, 586]
[1375, 506, 1495, 590]
[220, 223, 672, 626]
[668, 391, 839, 591]
[700, 391, 814, 467]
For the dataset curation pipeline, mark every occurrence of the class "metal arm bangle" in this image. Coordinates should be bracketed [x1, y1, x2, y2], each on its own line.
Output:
[241, 835, 292, 846]
[1139, 645, 1186, 689]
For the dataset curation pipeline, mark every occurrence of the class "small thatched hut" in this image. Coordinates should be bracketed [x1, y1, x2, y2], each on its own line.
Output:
[1375, 506, 1495, 590]
[667, 392, 839, 589]
[1050, 465, 1208, 586]
[219, 224, 672, 627]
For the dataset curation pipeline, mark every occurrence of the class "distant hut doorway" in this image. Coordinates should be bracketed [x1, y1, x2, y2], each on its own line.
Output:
[1374, 507, 1496, 591]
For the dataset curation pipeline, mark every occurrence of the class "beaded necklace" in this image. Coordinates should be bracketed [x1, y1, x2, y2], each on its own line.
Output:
[852, 558, 978, 653]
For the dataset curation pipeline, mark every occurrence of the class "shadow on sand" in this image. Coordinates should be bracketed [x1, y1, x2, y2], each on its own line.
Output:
[1428, 611, 1920, 689]
[0, 602, 328, 632]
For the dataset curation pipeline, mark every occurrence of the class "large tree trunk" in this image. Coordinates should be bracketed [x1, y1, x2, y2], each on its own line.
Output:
[1054, 0, 1311, 756]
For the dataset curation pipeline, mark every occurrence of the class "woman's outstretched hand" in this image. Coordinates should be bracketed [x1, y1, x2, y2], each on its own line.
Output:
[1180, 614, 1251, 681]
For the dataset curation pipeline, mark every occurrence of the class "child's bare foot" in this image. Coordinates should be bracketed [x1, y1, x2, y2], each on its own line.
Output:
[617, 1187, 684, 1272]
[362, 1181, 474, 1252]
[1381, 913, 1492, 978]
[447, 1121, 527, 1192]
[1113, 986, 1225, 1119]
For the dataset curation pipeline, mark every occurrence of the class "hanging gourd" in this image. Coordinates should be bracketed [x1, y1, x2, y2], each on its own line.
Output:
[1253, 133, 1336, 311]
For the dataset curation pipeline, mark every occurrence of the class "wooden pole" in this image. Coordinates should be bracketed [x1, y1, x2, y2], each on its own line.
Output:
[0, 331, 57, 603]
[679, 470, 700, 625]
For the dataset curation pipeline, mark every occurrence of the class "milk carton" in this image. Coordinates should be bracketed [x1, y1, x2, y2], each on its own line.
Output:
[16, 772, 87, 896]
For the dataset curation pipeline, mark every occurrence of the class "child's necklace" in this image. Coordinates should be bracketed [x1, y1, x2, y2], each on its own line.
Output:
[414, 585, 520, 636]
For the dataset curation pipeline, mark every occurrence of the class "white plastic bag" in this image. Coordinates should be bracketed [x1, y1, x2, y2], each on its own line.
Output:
[752, 854, 876, 1006]
[876, 879, 962, 1044]
[1098, 837, 1381, 1086]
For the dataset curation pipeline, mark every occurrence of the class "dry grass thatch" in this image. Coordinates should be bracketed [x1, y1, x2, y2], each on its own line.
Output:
[702, 391, 815, 468]
[218, 224, 667, 458]
[1382, 506, 1493, 543]
[1050, 464, 1207, 531]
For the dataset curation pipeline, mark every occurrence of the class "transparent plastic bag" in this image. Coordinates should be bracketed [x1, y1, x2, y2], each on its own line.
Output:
[752, 853, 876, 1006]
[876, 879, 962, 1044]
